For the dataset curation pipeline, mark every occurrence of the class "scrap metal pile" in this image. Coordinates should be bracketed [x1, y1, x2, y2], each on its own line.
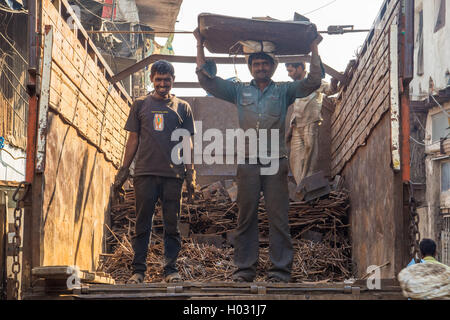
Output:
[99, 181, 352, 283]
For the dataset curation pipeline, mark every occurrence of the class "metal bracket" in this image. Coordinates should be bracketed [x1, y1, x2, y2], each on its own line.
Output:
[352, 286, 361, 295]
[167, 285, 183, 294]
[72, 284, 90, 295]
[327, 25, 355, 35]
[35, 25, 53, 173]
[250, 285, 267, 295]
[6, 239, 22, 256]
[344, 286, 361, 295]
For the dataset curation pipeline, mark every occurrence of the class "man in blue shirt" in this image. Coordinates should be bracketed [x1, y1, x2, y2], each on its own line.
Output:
[194, 28, 324, 283]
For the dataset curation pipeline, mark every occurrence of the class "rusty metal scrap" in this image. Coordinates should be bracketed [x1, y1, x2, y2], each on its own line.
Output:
[103, 182, 352, 283]
[99, 235, 351, 283]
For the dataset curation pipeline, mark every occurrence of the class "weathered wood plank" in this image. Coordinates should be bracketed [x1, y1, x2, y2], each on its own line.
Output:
[332, 95, 390, 175]
[332, 69, 390, 159]
[331, 48, 390, 153]
[42, 112, 117, 270]
[49, 63, 117, 155]
[333, 79, 390, 165]
[47, 35, 128, 165]
[332, 24, 391, 131]
[330, 1, 401, 175]
[333, 0, 399, 122]
[43, 1, 129, 120]
[339, 112, 403, 278]
[43, 0, 132, 104]
[32, 266, 115, 285]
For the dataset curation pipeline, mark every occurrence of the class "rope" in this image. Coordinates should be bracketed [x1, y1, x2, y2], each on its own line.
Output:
[430, 94, 450, 119]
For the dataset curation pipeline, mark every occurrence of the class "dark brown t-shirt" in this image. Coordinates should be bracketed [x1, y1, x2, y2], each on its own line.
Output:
[124, 94, 195, 178]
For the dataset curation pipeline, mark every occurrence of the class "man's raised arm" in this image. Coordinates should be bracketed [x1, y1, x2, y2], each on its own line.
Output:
[287, 34, 325, 104]
[194, 28, 207, 69]
[193, 28, 238, 104]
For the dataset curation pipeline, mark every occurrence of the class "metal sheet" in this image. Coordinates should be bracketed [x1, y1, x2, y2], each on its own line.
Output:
[198, 13, 318, 55]
[390, 23, 401, 172]
[36, 26, 53, 173]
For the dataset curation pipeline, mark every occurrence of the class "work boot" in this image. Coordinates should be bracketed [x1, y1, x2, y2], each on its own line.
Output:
[127, 273, 144, 284]
[267, 275, 289, 283]
[165, 272, 182, 283]
[232, 274, 253, 283]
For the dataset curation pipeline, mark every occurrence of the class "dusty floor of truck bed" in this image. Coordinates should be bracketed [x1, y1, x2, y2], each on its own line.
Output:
[25, 280, 405, 300]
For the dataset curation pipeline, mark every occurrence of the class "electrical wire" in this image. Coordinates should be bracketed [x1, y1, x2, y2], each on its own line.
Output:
[0, 52, 29, 94]
[0, 32, 28, 65]
[71, 0, 178, 32]
[410, 135, 427, 147]
[303, 0, 338, 16]
[0, 92, 26, 123]
[430, 94, 450, 119]
[412, 112, 426, 133]
[0, 63, 29, 106]
[71, 0, 130, 24]
[71, 0, 133, 52]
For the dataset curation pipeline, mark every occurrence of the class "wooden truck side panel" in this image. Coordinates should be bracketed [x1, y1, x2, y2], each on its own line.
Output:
[36, 0, 130, 270]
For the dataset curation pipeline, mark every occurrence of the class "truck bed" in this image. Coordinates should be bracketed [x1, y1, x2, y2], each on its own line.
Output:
[25, 280, 405, 300]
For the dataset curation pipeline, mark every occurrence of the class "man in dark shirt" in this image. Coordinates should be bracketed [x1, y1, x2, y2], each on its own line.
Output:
[113, 60, 196, 284]
[194, 28, 324, 283]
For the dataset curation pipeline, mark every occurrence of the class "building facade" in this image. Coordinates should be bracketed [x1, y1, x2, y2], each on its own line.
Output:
[409, 0, 450, 265]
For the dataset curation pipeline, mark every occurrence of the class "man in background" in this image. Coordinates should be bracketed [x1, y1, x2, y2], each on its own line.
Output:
[285, 62, 338, 187]
[195, 28, 324, 283]
[407, 239, 448, 267]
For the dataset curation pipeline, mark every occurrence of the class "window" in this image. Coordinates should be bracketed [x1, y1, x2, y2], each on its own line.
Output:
[442, 162, 450, 209]
[417, 10, 424, 76]
[431, 112, 450, 143]
[434, 0, 446, 32]
[442, 215, 450, 266]
[442, 162, 450, 192]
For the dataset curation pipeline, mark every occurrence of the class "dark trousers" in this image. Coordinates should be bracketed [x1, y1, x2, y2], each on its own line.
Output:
[131, 175, 183, 276]
[233, 158, 293, 282]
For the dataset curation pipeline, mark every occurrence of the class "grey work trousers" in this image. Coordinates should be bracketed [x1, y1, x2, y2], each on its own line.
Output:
[233, 158, 293, 282]
[131, 175, 183, 277]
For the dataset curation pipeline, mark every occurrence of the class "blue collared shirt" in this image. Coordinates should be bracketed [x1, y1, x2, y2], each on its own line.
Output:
[196, 54, 324, 158]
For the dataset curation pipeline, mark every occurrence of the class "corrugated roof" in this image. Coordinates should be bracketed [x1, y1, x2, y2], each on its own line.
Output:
[134, 0, 182, 33]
